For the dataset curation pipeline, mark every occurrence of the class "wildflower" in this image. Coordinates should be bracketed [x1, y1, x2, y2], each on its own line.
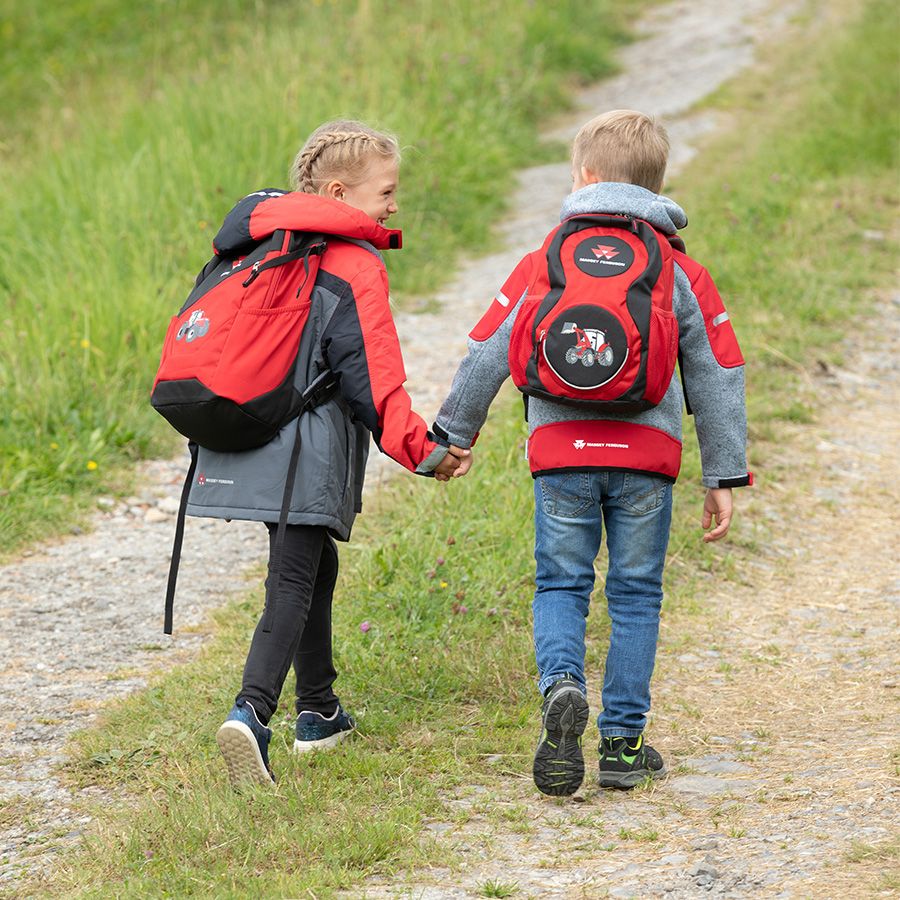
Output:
[440, 581, 448, 589]
[446, 536, 456, 546]
[80, 339, 90, 349]
[436, 556, 446, 566]
[359, 621, 371, 634]
[86, 460, 98, 471]
[50, 442, 59, 450]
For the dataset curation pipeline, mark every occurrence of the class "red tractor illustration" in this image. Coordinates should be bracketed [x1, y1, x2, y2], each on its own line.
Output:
[562, 321, 614, 367]
[176, 308, 210, 343]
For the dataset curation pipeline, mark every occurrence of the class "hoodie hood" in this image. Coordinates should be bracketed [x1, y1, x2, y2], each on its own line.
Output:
[561, 183, 687, 235]
[213, 189, 402, 256]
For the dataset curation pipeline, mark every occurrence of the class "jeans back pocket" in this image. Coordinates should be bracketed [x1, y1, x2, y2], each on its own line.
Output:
[539, 472, 593, 518]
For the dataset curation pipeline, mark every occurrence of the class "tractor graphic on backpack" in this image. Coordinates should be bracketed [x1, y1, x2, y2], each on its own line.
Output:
[176, 308, 210, 343]
[561, 321, 614, 368]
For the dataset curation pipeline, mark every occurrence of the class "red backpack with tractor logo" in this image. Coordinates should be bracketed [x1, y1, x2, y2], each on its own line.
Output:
[151, 228, 328, 452]
[150, 212, 339, 635]
[509, 214, 678, 412]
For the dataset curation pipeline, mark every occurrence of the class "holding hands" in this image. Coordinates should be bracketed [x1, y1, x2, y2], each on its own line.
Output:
[433, 445, 474, 482]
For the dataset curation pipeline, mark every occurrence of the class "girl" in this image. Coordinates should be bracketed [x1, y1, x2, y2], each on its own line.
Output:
[191, 120, 467, 786]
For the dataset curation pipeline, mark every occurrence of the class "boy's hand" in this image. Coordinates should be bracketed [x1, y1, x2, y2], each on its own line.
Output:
[433, 446, 472, 482]
[702, 488, 733, 542]
[449, 445, 473, 478]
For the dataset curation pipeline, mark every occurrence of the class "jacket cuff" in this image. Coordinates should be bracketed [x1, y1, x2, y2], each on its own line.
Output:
[431, 421, 478, 449]
[703, 472, 754, 488]
[415, 443, 450, 475]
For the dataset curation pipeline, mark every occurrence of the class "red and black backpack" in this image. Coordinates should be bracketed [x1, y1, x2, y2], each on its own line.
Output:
[150, 228, 327, 452]
[150, 206, 339, 636]
[509, 214, 678, 412]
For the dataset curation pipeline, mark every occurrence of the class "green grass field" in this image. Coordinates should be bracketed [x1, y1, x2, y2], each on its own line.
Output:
[0, 0, 635, 556]
[7, 0, 897, 896]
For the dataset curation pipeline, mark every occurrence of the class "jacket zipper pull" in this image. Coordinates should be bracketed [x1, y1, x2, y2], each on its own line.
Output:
[242, 261, 261, 287]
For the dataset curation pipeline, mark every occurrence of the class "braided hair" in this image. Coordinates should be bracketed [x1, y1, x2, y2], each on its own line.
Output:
[290, 120, 400, 194]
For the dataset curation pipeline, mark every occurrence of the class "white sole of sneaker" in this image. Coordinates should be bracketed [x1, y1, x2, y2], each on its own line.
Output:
[292, 729, 352, 754]
[216, 720, 273, 787]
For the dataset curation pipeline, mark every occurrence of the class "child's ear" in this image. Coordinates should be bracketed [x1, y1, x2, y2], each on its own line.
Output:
[580, 166, 602, 186]
[324, 180, 346, 201]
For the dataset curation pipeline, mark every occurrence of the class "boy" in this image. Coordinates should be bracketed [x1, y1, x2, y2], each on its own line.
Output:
[434, 110, 751, 795]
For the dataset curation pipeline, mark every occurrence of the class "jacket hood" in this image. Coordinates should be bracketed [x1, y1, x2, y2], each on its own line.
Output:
[213, 189, 402, 256]
[560, 183, 688, 235]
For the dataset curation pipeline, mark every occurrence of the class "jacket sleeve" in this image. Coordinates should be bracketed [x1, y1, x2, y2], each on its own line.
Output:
[321, 264, 446, 474]
[432, 255, 532, 447]
[673, 255, 752, 488]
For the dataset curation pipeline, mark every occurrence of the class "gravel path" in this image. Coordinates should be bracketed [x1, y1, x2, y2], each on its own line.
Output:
[5, 0, 883, 894]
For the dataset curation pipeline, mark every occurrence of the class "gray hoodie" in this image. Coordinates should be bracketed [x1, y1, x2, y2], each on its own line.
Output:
[433, 183, 751, 488]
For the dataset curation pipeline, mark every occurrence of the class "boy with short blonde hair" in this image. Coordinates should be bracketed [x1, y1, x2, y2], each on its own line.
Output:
[572, 109, 670, 193]
[435, 109, 751, 795]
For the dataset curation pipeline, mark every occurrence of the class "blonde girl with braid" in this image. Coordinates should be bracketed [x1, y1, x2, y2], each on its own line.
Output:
[208, 119, 471, 787]
[290, 120, 401, 226]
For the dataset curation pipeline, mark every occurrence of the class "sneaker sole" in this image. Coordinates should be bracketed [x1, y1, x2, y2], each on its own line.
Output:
[292, 728, 353, 754]
[216, 721, 273, 788]
[533, 686, 589, 796]
[598, 765, 667, 789]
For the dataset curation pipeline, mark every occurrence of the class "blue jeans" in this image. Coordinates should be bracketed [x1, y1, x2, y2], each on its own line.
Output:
[533, 471, 672, 737]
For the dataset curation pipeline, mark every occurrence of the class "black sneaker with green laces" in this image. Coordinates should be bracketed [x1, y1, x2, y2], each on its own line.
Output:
[532, 677, 589, 796]
[598, 734, 666, 789]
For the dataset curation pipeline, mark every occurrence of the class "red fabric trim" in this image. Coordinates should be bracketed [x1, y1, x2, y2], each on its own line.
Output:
[674, 252, 744, 368]
[249, 193, 402, 249]
[527, 420, 682, 480]
[469, 254, 533, 342]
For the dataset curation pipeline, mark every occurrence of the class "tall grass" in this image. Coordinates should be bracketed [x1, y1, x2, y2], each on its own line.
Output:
[13, 0, 898, 895]
[0, 0, 632, 555]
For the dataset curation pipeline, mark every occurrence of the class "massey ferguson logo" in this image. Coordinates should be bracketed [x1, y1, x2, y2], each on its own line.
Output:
[176, 309, 210, 343]
[571, 438, 631, 450]
[573, 235, 634, 277]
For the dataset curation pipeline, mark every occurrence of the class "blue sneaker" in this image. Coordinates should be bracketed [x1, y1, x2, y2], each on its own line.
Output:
[216, 698, 275, 787]
[532, 676, 589, 796]
[293, 704, 356, 754]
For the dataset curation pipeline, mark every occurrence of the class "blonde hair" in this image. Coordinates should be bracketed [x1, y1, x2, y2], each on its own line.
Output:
[572, 110, 669, 194]
[289, 119, 400, 194]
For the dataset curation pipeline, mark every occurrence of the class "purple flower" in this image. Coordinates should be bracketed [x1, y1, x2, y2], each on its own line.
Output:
[360, 621, 371, 633]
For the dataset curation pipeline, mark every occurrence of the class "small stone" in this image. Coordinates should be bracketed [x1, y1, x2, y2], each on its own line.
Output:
[144, 508, 170, 523]
[692, 837, 720, 851]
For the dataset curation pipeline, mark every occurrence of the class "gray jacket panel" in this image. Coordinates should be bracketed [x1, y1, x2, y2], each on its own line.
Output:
[184, 277, 368, 540]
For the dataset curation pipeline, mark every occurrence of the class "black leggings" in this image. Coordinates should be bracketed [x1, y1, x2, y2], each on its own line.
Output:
[237, 523, 340, 724]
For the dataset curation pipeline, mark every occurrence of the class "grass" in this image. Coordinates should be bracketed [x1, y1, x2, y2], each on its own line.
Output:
[8, 0, 900, 896]
[0, 0, 636, 558]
